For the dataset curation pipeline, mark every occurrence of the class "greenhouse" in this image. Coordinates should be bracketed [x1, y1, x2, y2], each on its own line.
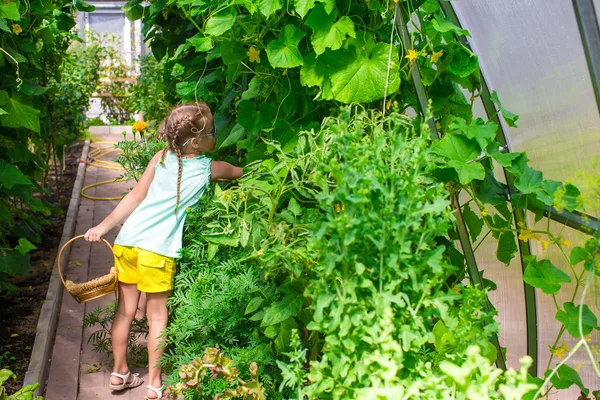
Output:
[0, 0, 599, 399]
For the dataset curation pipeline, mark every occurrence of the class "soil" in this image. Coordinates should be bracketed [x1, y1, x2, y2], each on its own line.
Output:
[0, 142, 84, 393]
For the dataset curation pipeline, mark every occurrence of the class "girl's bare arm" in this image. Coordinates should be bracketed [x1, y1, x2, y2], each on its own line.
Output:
[211, 161, 244, 182]
[84, 151, 163, 242]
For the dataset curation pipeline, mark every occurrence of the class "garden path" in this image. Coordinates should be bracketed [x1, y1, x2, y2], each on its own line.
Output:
[45, 126, 150, 400]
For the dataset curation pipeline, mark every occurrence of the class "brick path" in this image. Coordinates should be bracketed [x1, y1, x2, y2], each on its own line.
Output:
[46, 127, 149, 400]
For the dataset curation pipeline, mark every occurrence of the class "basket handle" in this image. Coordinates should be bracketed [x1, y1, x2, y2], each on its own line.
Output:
[57, 234, 114, 288]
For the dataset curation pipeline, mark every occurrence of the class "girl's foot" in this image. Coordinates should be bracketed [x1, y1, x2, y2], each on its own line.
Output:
[145, 384, 164, 399]
[108, 371, 143, 391]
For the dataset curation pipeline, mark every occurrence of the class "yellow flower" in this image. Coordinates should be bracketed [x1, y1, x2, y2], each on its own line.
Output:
[540, 240, 550, 250]
[561, 239, 572, 247]
[550, 340, 569, 360]
[405, 49, 419, 63]
[386, 99, 392, 110]
[393, 0, 399, 3]
[247, 46, 261, 63]
[256, 249, 264, 256]
[12, 24, 22, 35]
[480, 208, 488, 217]
[451, 284, 461, 294]
[132, 121, 148, 132]
[334, 204, 340, 213]
[518, 229, 541, 243]
[431, 50, 444, 63]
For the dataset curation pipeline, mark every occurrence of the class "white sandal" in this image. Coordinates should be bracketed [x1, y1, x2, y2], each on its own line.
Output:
[108, 371, 143, 391]
[145, 384, 164, 400]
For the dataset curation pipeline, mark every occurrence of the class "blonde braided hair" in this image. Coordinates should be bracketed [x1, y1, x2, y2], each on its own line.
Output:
[157, 103, 214, 212]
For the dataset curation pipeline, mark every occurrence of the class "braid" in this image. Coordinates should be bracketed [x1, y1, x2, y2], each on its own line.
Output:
[160, 103, 215, 213]
[174, 143, 183, 214]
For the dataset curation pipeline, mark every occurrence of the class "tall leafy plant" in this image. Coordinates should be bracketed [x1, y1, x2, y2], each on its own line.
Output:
[0, 0, 94, 290]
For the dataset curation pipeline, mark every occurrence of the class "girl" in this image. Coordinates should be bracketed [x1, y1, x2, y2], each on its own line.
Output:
[83, 103, 243, 400]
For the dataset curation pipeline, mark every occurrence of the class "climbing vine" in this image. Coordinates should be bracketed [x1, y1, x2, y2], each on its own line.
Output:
[0, 0, 96, 290]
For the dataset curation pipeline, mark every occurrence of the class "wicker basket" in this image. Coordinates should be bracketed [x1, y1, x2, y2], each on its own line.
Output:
[58, 235, 118, 303]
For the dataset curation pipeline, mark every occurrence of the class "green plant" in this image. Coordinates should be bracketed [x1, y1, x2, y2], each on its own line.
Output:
[0, 0, 92, 291]
[120, 0, 600, 396]
[125, 56, 171, 122]
[0, 369, 42, 400]
[82, 301, 149, 367]
[0, 353, 15, 368]
[95, 33, 136, 124]
[163, 346, 266, 400]
[115, 128, 167, 182]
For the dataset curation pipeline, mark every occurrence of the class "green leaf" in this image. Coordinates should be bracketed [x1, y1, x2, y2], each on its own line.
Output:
[327, 33, 400, 103]
[16, 238, 36, 255]
[522, 258, 571, 294]
[220, 124, 245, 148]
[0, 369, 15, 386]
[245, 297, 264, 314]
[261, 293, 303, 326]
[0, 250, 29, 276]
[432, 321, 456, 354]
[264, 324, 279, 338]
[0, 2, 20, 21]
[241, 77, 262, 100]
[220, 39, 246, 65]
[205, 7, 236, 36]
[420, 0, 440, 12]
[449, 117, 497, 150]
[487, 141, 521, 168]
[122, 2, 143, 21]
[300, 51, 335, 99]
[288, 198, 302, 216]
[514, 167, 543, 194]
[447, 43, 478, 78]
[570, 246, 588, 265]
[462, 203, 483, 242]
[0, 93, 41, 133]
[305, 5, 356, 55]
[0, 17, 11, 33]
[187, 35, 213, 52]
[549, 364, 588, 394]
[490, 90, 519, 127]
[204, 234, 239, 247]
[266, 25, 305, 68]
[431, 133, 484, 184]
[237, 100, 275, 134]
[431, 15, 470, 36]
[555, 302, 598, 338]
[0, 160, 33, 189]
[497, 231, 517, 265]
[76, 0, 96, 12]
[294, 0, 314, 18]
[275, 317, 297, 351]
[19, 80, 48, 96]
[258, 0, 282, 17]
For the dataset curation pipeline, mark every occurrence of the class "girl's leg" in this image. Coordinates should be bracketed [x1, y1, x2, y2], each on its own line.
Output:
[146, 291, 170, 399]
[110, 282, 141, 385]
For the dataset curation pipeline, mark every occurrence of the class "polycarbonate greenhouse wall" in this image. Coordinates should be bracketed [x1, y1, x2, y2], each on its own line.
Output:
[446, 1, 600, 398]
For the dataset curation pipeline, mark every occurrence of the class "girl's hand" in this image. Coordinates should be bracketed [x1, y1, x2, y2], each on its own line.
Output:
[84, 225, 108, 242]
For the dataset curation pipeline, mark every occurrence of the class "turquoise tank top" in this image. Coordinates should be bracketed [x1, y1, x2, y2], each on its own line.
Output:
[115, 151, 212, 258]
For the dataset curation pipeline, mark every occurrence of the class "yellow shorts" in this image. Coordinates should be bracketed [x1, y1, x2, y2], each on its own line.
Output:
[113, 244, 176, 293]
